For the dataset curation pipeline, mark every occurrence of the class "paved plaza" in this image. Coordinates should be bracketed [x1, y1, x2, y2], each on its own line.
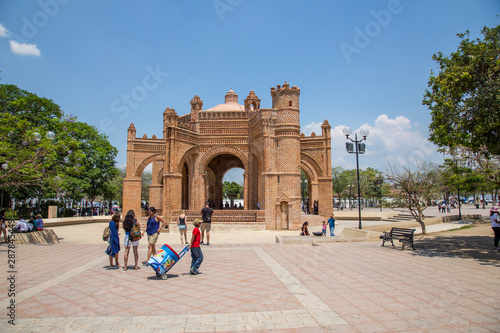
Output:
[0, 206, 499, 332]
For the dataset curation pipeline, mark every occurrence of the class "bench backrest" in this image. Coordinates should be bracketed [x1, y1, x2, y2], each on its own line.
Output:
[389, 227, 415, 236]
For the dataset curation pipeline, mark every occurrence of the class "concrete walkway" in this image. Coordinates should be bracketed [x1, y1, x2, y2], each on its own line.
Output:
[0, 205, 498, 332]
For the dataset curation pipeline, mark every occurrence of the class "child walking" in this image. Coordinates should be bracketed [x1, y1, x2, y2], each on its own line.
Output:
[322, 221, 327, 236]
[189, 219, 204, 275]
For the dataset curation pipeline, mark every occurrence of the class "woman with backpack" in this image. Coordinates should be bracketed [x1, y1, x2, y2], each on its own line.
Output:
[122, 210, 141, 270]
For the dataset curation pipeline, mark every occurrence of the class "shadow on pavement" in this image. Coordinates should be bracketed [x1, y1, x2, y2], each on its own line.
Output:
[411, 235, 500, 267]
[146, 273, 180, 280]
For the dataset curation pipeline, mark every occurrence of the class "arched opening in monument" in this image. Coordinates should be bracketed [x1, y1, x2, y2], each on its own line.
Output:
[181, 162, 189, 210]
[205, 154, 245, 210]
[140, 163, 159, 216]
[222, 168, 244, 209]
[300, 169, 311, 214]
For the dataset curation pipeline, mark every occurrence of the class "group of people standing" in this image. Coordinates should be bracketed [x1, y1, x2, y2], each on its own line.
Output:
[302, 199, 319, 215]
[106, 207, 167, 270]
[438, 201, 452, 213]
[105, 203, 210, 276]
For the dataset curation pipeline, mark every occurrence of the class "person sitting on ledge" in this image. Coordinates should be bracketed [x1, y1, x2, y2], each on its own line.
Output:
[36, 214, 44, 231]
[300, 221, 310, 236]
[28, 215, 37, 232]
[13, 218, 28, 233]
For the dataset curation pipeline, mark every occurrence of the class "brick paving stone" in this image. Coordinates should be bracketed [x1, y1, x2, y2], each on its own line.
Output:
[1, 240, 500, 332]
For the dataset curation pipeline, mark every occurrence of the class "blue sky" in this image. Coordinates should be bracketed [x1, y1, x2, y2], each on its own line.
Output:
[1, 0, 499, 182]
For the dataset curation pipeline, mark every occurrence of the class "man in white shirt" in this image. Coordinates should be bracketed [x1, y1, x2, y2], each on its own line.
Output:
[14, 219, 28, 232]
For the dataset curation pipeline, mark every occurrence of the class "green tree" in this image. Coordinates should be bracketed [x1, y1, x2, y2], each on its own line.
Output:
[423, 25, 500, 156]
[223, 181, 243, 199]
[109, 168, 126, 205]
[300, 170, 309, 201]
[0, 84, 120, 212]
[141, 172, 152, 201]
[441, 147, 499, 207]
[0, 84, 76, 191]
[331, 167, 353, 210]
[386, 162, 443, 234]
[71, 122, 119, 208]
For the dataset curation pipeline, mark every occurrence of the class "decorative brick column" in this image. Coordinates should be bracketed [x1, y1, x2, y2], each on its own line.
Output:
[122, 177, 142, 215]
[148, 185, 162, 210]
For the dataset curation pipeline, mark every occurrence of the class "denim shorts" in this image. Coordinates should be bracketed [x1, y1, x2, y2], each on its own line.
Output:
[178, 224, 186, 230]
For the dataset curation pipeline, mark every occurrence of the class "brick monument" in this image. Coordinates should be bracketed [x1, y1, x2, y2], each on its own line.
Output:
[123, 82, 332, 230]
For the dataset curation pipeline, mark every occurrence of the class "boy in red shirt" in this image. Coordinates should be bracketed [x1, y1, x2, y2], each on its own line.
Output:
[189, 219, 204, 275]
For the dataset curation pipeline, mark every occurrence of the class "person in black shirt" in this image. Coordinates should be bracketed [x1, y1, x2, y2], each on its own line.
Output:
[200, 203, 213, 245]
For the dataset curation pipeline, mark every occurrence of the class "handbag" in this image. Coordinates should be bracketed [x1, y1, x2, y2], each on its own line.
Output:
[130, 223, 142, 242]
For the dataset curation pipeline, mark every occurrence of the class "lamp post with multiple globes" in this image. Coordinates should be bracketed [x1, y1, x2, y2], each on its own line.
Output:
[1, 163, 8, 208]
[343, 127, 369, 230]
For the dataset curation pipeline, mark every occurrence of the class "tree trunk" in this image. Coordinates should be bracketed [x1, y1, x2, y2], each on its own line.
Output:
[417, 217, 427, 234]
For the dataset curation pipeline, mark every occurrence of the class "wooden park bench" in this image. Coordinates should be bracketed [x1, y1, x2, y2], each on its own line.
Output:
[380, 227, 416, 250]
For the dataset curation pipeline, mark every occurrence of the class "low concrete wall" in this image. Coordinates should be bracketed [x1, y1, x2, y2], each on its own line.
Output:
[362, 214, 482, 233]
[43, 216, 111, 227]
[339, 228, 380, 241]
[330, 210, 399, 221]
[170, 223, 266, 232]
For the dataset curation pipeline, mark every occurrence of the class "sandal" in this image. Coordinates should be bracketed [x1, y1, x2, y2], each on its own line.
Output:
[123, 267, 128, 271]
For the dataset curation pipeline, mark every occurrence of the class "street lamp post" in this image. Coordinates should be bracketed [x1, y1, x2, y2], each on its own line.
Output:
[454, 159, 462, 221]
[1, 163, 8, 208]
[344, 127, 369, 229]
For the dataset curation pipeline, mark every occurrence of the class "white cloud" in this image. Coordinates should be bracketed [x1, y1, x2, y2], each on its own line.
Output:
[0, 24, 9, 38]
[303, 114, 443, 172]
[301, 121, 323, 136]
[9, 40, 41, 56]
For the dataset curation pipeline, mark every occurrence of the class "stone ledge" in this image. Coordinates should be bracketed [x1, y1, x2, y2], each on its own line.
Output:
[275, 236, 315, 246]
[10, 229, 59, 244]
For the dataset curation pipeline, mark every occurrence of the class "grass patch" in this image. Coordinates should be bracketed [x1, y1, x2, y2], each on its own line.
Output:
[446, 225, 476, 232]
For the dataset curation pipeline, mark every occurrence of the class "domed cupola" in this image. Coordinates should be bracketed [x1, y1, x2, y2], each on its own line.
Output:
[225, 88, 238, 104]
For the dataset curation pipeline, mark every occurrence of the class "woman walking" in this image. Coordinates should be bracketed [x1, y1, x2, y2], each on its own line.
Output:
[122, 210, 141, 270]
[491, 206, 500, 250]
[106, 212, 121, 268]
[178, 210, 188, 244]
[143, 207, 167, 265]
